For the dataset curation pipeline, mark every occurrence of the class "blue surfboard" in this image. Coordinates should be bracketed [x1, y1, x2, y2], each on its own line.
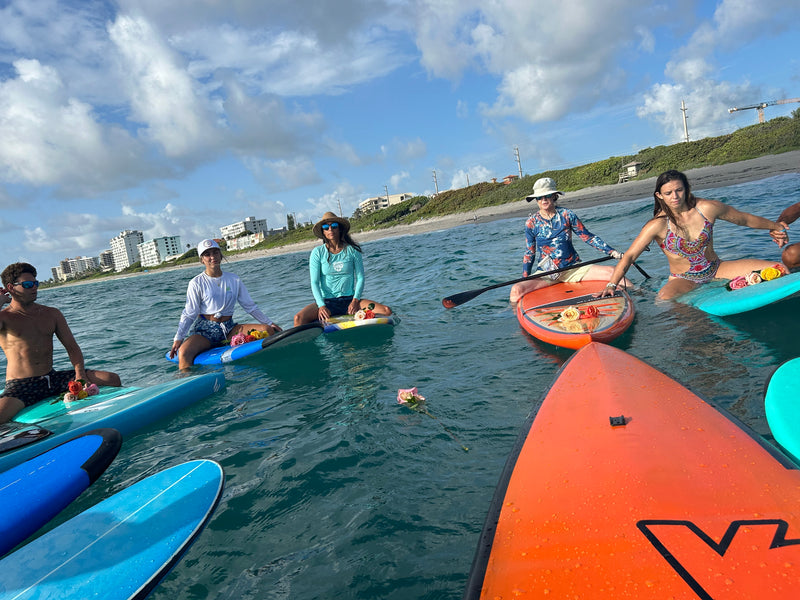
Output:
[0, 459, 224, 600]
[165, 322, 323, 365]
[0, 429, 122, 556]
[765, 356, 800, 464]
[680, 271, 800, 316]
[0, 373, 225, 472]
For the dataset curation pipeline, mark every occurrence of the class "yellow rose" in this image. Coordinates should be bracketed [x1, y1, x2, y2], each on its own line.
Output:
[559, 306, 580, 321]
[760, 266, 783, 281]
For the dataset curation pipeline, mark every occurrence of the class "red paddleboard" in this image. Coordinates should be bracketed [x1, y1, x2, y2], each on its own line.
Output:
[465, 342, 800, 600]
[515, 281, 634, 349]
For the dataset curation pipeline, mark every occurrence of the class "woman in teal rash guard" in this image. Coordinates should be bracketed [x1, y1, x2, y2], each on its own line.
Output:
[293, 212, 392, 326]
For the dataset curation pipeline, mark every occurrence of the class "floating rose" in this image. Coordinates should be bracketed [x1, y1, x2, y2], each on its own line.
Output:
[397, 387, 468, 452]
[559, 306, 580, 321]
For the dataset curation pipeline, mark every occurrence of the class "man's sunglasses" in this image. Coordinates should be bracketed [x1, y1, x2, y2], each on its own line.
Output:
[321, 223, 340, 230]
[12, 280, 39, 289]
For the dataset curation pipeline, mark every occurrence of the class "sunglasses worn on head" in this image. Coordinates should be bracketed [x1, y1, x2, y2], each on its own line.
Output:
[12, 280, 39, 289]
[321, 223, 340, 230]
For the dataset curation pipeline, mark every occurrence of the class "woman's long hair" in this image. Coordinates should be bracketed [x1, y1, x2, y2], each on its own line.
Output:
[652, 170, 696, 224]
[324, 229, 362, 258]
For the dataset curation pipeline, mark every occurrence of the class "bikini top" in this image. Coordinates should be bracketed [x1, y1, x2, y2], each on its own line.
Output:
[659, 207, 713, 261]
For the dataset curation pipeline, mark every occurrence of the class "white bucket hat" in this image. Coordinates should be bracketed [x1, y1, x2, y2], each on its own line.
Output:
[526, 177, 564, 202]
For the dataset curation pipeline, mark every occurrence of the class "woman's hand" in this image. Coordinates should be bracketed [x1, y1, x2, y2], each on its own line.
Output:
[169, 339, 182, 359]
[267, 323, 283, 334]
[347, 298, 361, 315]
[317, 306, 331, 322]
[598, 282, 617, 298]
[770, 222, 789, 247]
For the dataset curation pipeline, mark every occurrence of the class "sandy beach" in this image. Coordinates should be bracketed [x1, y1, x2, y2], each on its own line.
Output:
[59, 150, 800, 286]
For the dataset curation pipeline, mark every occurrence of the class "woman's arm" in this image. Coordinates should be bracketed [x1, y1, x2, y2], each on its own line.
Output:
[600, 219, 662, 297]
[309, 247, 325, 307]
[778, 202, 800, 226]
[522, 219, 537, 277]
[710, 199, 789, 247]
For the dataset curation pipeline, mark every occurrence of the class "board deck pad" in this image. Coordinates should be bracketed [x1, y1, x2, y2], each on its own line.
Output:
[680, 271, 800, 316]
[516, 281, 634, 349]
[0, 429, 122, 556]
[465, 342, 800, 599]
[0, 373, 224, 472]
[765, 356, 800, 464]
[0, 459, 224, 600]
[322, 314, 399, 333]
[166, 323, 323, 365]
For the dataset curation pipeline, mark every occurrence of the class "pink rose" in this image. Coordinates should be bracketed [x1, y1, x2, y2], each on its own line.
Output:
[726, 276, 748, 291]
[745, 271, 762, 286]
[84, 383, 99, 396]
[230, 333, 249, 346]
[397, 387, 425, 405]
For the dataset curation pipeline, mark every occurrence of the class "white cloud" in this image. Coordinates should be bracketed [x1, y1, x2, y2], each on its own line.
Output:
[389, 171, 409, 189]
[449, 165, 492, 190]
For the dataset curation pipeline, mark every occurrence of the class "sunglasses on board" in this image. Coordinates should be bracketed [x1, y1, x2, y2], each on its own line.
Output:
[321, 223, 340, 230]
[12, 280, 39, 289]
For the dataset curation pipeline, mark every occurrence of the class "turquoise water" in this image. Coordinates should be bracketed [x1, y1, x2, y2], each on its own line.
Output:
[21, 173, 800, 598]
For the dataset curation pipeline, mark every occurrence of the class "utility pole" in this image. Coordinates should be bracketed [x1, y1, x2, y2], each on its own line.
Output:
[432, 170, 439, 195]
[337, 196, 342, 216]
[681, 99, 690, 142]
[384, 185, 389, 208]
[514, 146, 523, 178]
[466, 173, 470, 187]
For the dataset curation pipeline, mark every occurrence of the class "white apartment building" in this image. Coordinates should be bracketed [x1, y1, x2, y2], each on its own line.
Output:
[137, 236, 183, 268]
[99, 249, 115, 271]
[358, 192, 415, 215]
[52, 256, 100, 282]
[110, 230, 144, 272]
[220, 216, 268, 240]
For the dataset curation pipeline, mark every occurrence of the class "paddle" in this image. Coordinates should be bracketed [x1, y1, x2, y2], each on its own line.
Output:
[442, 255, 614, 308]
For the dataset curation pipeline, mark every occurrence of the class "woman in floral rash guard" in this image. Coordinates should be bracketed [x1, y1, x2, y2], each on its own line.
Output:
[509, 178, 627, 303]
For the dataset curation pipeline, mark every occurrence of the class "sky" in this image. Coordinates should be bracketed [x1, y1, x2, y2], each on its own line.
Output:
[1, 0, 799, 274]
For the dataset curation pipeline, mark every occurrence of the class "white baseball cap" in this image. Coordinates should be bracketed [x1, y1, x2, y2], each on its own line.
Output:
[197, 239, 221, 256]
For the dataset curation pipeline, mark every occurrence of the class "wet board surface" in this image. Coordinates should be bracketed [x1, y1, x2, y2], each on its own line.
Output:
[0, 459, 224, 600]
[0, 429, 122, 556]
[515, 281, 634, 349]
[165, 323, 323, 365]
[680, 271, 800, 316]
[765, 356, 800, 464]
[322, 314, 399, 333]
[0, 374, 224, 472]
[465, 342, 800, 600]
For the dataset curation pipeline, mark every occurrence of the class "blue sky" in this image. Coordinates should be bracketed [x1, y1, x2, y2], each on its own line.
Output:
[1, 0, 798, 273]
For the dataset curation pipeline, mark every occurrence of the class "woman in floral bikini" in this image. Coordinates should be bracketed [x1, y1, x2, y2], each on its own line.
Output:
[601, 170, 789, 300]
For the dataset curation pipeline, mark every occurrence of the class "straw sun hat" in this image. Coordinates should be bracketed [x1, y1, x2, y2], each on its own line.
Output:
[312, 212, 351, 239]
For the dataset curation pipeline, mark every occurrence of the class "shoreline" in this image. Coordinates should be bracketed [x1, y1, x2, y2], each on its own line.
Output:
[55, 151, 800, 287]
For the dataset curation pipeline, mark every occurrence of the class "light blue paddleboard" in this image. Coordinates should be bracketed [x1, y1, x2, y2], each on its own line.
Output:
[322, 314, 399, 333]
[0, 373, 225, 472]
[165, 323, 323, 365]
[0, 429, 122, 557]
[0, 459, 224, 600]
[680, 271, 800, 316]
[765, 357, 800, 464]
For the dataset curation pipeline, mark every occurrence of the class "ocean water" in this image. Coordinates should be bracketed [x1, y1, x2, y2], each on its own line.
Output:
[19, 173, 800, 598]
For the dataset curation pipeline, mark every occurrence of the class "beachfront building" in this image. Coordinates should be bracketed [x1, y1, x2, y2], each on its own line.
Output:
[138, 236, 183, 268]
[51, 256, 100, 282]
[358, 192, 416, 215]
[220, 216, 268, 240]
[110, 230, 144, 272]
[99, 249, 115, 271]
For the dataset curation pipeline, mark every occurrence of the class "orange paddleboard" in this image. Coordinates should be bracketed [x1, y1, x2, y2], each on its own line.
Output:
[516, 281, 634, 349]
[465, 343, 800, 599]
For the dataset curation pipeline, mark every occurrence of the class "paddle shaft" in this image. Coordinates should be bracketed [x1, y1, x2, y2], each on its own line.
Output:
[442, 255, 614, 308]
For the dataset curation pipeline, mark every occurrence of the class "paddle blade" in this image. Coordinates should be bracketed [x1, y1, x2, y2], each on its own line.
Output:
[442, 290, 481, 309]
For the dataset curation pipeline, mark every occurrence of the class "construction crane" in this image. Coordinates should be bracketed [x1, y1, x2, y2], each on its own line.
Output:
[728, 98, 800, 123]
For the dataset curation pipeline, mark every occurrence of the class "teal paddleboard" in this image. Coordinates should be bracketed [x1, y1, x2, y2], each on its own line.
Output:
[0, 373, 224, 472]
[765, 357, 800, 464]
[0, 459, 224, 600]
[680, 271, 800, 316]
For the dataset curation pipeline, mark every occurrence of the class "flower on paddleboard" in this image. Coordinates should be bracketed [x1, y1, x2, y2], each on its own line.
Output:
[356, 303, 376, 320]
[230, 333, 256, 346]
[583, 305, 599, 318]
[247, 329, 271, 340]
[354, 309, 367, 320]
[559, 306, 581, 321]
[727, 265, 784, 291]
[57, 379, 99, 404]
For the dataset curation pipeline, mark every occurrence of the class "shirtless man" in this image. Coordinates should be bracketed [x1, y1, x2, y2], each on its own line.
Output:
[0, 262, 121, 423]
